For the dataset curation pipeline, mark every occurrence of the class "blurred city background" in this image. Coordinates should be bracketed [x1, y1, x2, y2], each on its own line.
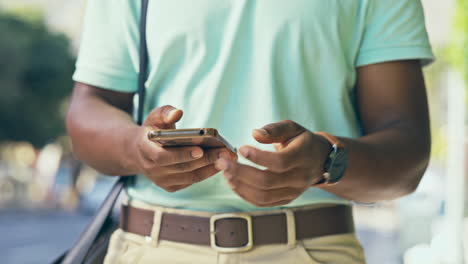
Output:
[0, 0, 467, 263]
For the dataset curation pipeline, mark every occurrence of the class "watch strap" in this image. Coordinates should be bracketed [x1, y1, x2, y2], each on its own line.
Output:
[313, 132, 345, 187]
[315, 131, 344, 148]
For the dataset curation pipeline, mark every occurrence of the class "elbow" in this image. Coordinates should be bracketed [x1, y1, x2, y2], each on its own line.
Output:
[65, 107, 76, 143]
[401, 141, 431, 196]
[65, 111, 123, 176]
[65, 83, 89, 161]
[357, 157, 430, 204]
[340, 134, 431, 204]
[65, 106, 90, 165]
[372, 141, 431, 202]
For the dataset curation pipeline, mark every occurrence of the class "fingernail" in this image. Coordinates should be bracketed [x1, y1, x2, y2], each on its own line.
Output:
[191, 149, 203, 158]
[215, 159, 230, 171]
[238, 147, 249, 158]
[254, 128, 269, 136]
[168, 108, 179, 119]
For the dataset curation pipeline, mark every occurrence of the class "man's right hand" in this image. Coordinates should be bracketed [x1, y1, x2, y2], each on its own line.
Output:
[128, 105, 235, 192]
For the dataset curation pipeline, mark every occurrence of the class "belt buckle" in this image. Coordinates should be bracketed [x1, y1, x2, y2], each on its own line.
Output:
[209, 213, 253, 253]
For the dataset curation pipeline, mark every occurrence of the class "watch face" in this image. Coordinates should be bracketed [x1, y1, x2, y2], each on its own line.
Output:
[328, 147, 348, 183]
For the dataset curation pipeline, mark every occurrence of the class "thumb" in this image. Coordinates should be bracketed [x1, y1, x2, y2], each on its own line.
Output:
[252, 120, 305, 144]
[143, 105, 183, 129]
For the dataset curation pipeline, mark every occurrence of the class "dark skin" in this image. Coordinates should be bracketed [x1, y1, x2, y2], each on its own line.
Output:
[66, 60, 430, 204]
[66, 85, 236, 193]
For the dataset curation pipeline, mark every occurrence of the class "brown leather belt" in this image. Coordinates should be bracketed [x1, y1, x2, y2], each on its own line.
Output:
[120, 204, 354, 252]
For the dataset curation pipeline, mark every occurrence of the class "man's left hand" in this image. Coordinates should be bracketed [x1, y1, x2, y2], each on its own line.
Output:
[215, 120, 331, 207]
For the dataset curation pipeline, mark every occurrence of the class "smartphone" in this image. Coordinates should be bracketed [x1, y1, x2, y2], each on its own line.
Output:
[147, 128, 237, 153]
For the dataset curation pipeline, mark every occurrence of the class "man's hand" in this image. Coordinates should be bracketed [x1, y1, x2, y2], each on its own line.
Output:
[215, 120, 330, 207]
[128, 105, 235, 192]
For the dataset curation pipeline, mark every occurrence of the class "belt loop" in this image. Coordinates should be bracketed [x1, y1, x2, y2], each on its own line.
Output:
[147, 210, 163, 246]
[283, 209, 296, 248]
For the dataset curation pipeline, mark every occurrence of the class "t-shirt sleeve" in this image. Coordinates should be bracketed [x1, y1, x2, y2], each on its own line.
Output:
[73, 0, 139, 92]
[356, 0, 435, 67]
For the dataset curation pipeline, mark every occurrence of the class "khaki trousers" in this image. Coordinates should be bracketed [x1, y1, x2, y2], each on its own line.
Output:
[104, 200, 367, 264]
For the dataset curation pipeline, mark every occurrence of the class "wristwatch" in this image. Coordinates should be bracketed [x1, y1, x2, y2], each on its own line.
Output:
[313, 132, 348, 187]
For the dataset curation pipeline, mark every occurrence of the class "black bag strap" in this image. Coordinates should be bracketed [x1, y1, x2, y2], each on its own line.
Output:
[138, 0, 149, 126]
[58, 1, 150, 263]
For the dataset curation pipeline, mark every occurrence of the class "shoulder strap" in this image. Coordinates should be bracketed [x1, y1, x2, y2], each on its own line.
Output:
[137, 0, 149, 125]
[59, 1, 150, 263]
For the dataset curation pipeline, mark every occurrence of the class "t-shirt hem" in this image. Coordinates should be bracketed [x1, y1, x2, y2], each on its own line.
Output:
[125, 192, 352, 213]
[356, 45, 435, 67]
[73, 65, 138, 93]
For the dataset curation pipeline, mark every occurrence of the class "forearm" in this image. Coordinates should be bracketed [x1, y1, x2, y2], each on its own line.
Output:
[66, 87, 140, 176]
[321, 124, 430, 203]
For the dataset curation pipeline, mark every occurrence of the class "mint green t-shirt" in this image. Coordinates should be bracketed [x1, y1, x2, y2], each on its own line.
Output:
[73, 0, 434, 212]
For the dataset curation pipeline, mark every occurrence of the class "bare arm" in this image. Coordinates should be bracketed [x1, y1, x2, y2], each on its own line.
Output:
[322, 60, 431, 202]
[66, 83, 138, 175]
[66, 83, 235, 192]
[216, 60, 430, 205]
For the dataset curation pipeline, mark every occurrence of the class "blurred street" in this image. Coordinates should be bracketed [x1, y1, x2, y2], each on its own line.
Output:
[0, 210, 91, 264]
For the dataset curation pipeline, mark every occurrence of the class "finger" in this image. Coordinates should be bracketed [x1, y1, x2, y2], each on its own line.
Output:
[236, 190, 293, 207]
[216, 159, 306, 189]
[238, 145, 297, 173]
[252, 120, 305, 144]
[140, 140, 205, 166]
[205, 147, 238, 161]
[216, 159, 283, 189]
[164, 148, 233, 173]
[205, 147, 237, 161]
[143, 105, 183, 129]
[159, 164, 220, 186]
[228, 178, 299, 207]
